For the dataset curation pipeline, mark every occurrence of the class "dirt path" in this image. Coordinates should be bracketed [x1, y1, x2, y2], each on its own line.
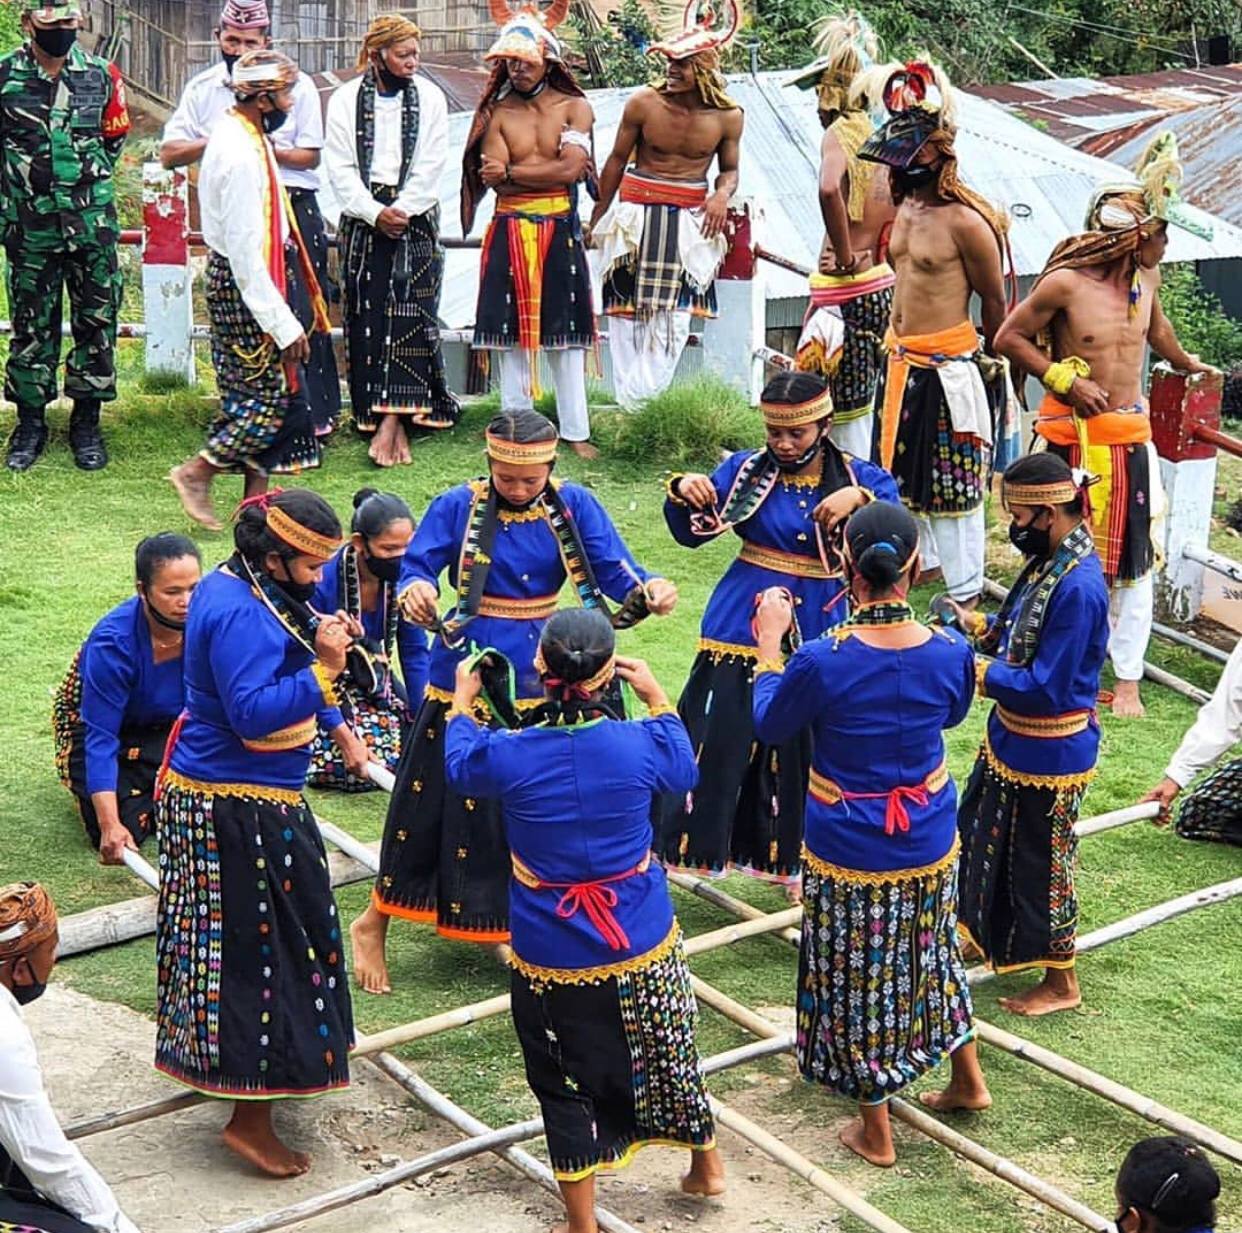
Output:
[29, 987, 855, 1233]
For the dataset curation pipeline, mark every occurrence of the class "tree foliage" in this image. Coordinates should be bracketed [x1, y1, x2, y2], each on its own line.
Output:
[1159, 264, 1242, 371]
[0, 6, 24, 54]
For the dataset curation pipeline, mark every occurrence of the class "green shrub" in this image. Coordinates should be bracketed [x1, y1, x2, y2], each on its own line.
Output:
[603, 373, 761, 468]
[1159, 264, 1242, 370]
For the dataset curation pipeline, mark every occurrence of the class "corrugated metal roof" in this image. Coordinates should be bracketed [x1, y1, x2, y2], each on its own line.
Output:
[311, 62, 490, 115]
[318, 70, 1242, 328]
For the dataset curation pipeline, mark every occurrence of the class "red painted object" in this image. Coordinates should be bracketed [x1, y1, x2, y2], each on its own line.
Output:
[143, 168, 189, 266]
[718, 204, 755, 280]
[1149, 365, 1224, 463]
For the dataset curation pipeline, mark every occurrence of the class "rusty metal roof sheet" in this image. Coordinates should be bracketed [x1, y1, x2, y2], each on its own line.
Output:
[310, 61, 489, 115]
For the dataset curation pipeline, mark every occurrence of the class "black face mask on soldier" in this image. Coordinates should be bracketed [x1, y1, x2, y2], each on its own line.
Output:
[892, 163, 938, 195]
[33, 25, 77, 57]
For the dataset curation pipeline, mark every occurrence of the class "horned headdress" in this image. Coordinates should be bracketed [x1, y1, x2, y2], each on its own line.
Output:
[485, 0, 570, 64]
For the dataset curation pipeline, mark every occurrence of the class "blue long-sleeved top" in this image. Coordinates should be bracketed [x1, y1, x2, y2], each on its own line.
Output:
[444, 711, 697, 978]
[170, 568, 343, 790]
[753, 627, 975, 872]
[664, 449, 899, 652]
[977, 553, 1110, 781]
[78, 595, 185, 795]
[399, 480, 654, 700]
[312, 549, 430, 704]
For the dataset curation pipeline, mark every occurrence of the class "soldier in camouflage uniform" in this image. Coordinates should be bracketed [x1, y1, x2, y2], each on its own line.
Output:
[0, 1, 130, 472]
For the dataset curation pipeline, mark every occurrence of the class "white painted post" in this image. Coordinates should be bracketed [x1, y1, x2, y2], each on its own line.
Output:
[701, 201, 764, 404]
[141, 162, 196, 384]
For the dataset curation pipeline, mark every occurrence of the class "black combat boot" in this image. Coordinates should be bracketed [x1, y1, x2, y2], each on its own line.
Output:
[5, 404, 47, 472]
[69, 398, 108, 470]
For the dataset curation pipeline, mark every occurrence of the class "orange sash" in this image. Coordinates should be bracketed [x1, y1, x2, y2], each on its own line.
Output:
[880, 320, 980, 471]
[1033, 391, 1152, 448]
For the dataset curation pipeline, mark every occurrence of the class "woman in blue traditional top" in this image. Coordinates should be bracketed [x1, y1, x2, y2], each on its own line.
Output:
[950, 453, 1109, 1018]
[658, 369, 898, 886]
[445, 609, 722, 1231]
[307, 488, 430, 791]
[753, 501, 990, 1169]
[350, 408, 677, 995]
[155, 489, 356, 1180]
[53, 534, 202, 864]
[1114, 1136, 1221, 1233]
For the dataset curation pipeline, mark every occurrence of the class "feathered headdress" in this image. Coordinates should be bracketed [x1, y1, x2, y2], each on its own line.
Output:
[648, 0, 740, 61]
[787, 12, 878, 114]
[1087, 131, 1210, 240]
[485, 0, 570, 64]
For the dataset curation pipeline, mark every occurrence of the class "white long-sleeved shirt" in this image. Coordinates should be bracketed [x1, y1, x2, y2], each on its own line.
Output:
[199, 110, 304, 351]
[323, 73, 447, 228]
[1165, 637, 1242, 787]
[0, 985, 139, 1233]
[162, 62, 324, 191]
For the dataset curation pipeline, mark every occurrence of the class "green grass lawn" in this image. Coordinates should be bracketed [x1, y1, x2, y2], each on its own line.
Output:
[0, 369, 1239, 1232]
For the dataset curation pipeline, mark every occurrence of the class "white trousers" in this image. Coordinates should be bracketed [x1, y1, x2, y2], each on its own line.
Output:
[915, 507, 986, 601]
[829, 414, 874, 462]
[496, 348, 591, 443]
[607, 311, 691, 410]
[1108, 573, 1153, 683]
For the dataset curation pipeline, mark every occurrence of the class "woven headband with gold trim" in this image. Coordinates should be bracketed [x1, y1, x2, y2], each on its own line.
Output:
[760, 392, 833, 427]
[1003, 481, 1079, 509]
[533, 646, 616, 694]
[266, 506, 343, 561]
[841, 532, 919, 578]
[486, 432, 558, 466]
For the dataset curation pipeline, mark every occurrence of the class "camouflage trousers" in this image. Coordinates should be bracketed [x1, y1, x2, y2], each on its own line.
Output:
[3, 215, 122, 409]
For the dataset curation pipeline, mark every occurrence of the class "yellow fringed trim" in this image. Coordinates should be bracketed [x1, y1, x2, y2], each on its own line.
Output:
[975, 658, 991, 699]
[698, 637, 759, 663]
[554, 1136, 718, 1183]
[754, 659, 786, 677]
[646, 703, 678, 718]
[779, 473, 821, 490]
[312, 662, 340, 709]
[981, 734, 1098, 790]
[446, 706, 479, 724]
[161, 770, 304, 807]
[510, 922, 681, 987]
[426, 685, 544, 720]
[802, 836, 960, 886]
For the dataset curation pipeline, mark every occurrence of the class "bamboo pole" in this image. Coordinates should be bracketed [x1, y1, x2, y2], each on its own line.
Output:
[121, 848, 159, 891]
[681, 906, 803, 955]
[211, 1118, 545, 1233]
[973, 1019, 1242, 1167]
[316, 818, 379, 873]
[369, 1052, 643, 1233]
[665, 870, 802, 942]
[66, 1090, 201, 1141]
[1075, 801, 1160, 837]
[709, 1098, 915, 1233]
[353, 994, 513, 1056]
[887, 1098, 1111, 1231]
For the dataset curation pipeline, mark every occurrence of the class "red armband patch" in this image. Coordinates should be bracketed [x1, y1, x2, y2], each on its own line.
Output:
[102, 61, 130, 138]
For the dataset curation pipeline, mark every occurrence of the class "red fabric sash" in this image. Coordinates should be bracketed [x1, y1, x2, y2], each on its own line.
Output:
[619, 169, 708, 209]
[513, 855, 650, 951]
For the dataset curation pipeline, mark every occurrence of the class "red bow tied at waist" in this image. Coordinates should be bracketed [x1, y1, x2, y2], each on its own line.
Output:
[512, 854, 651, 952]
[808, 763, 949, 837]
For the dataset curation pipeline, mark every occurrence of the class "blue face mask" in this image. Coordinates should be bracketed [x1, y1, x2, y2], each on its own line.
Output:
[261, 104, 289, 134]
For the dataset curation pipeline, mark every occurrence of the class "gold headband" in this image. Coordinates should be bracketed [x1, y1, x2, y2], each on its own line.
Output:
[761, 391, 833, 428]
[486, 432, 558, 466]
[266, 506, 342, 562]
[533, 646, 616, 694]
[1003, 481, 1078, 509]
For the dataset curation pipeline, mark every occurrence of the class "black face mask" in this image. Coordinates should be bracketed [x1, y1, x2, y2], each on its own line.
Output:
[12, 977, 47, 1006]
[261, 104, 289, 134]
[272, 561, 316, 605]
[222, 50, 240, 75]
[766, 438, 822, 474]
[375, 62, 410, 94]
[893, 164, 939, 195]
[364, 549, 402, 584]
[143, 593, 187, 633]
[1009, 516, 1052, 559]
[33, 25, 77, 57]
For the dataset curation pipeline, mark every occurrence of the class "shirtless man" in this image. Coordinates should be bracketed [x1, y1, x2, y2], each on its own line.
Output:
[587, 11, 742, 409]
[859, 61, 1008, 606]
[996, 143, 1215, 717]
[790, 13, 897, 458]
[462, 0, 598, 457]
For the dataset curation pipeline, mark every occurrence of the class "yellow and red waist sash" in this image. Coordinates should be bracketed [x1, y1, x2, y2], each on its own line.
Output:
[512, 852, 651, 952]
[807, 262, 896, 308]
[809, 761, 950, 837]
[737, 540, 832, 579]
[995, 705, 1092, 739]
[619, 168, 708, 210]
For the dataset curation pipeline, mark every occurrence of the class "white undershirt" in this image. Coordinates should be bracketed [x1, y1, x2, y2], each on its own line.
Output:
[369, 94, 404, 186]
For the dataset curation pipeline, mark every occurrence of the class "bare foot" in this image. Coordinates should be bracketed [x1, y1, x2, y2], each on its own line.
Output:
[567, 439, 600, 460]
[783, 881, 803, 906]
[839, 1118, 895, 1168]
[221, 1119, 310, 1178]
[958, 933, 983, 962]
[999, 974, 1081, 1017]
[681, 1146, 726, 1196]
[169, 463, 223, 532]
[349, 908, 392, 995]
[1111, 680, 1145, 719]
[918, 1085, 993, 1113]
[367, 435, 395, 468]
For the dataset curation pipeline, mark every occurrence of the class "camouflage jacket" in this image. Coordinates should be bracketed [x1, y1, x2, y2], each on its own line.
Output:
[0, 43, 130, 233]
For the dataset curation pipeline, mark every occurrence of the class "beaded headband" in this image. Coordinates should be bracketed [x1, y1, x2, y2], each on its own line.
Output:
[760, 391, 833, 428]
[486, 432, 558, 466]
[266, 506, 343, 561]
[1002, 480, 1079, 509]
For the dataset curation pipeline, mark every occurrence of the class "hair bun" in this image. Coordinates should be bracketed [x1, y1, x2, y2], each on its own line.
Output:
[353, 487, 380, 509]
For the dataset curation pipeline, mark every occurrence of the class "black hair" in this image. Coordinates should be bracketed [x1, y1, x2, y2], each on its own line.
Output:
[760, 369, 831, 410]
[844, 501, 920, 590]
[234, 489, 341, 567]
[536, 608, 617, 723]
[135, 533, 201, 587]
[1117, 1137, 1219, 1233]
[351, 488, 414, 539]
[1003, 452, 1086, 517]
[487, 407, 558, 449]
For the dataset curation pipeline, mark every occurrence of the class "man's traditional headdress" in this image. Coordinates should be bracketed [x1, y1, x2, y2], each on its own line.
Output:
[485, 0, 570, 64]
[648, 0, 740, 110]
[786, 11, 878, 116]
[219, 0, 269, 30]
[0, 883, 57, 962]
[356, 14, 421, 69]
[1037, 131, 1206, 316]
[230, 48, 297, 98]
